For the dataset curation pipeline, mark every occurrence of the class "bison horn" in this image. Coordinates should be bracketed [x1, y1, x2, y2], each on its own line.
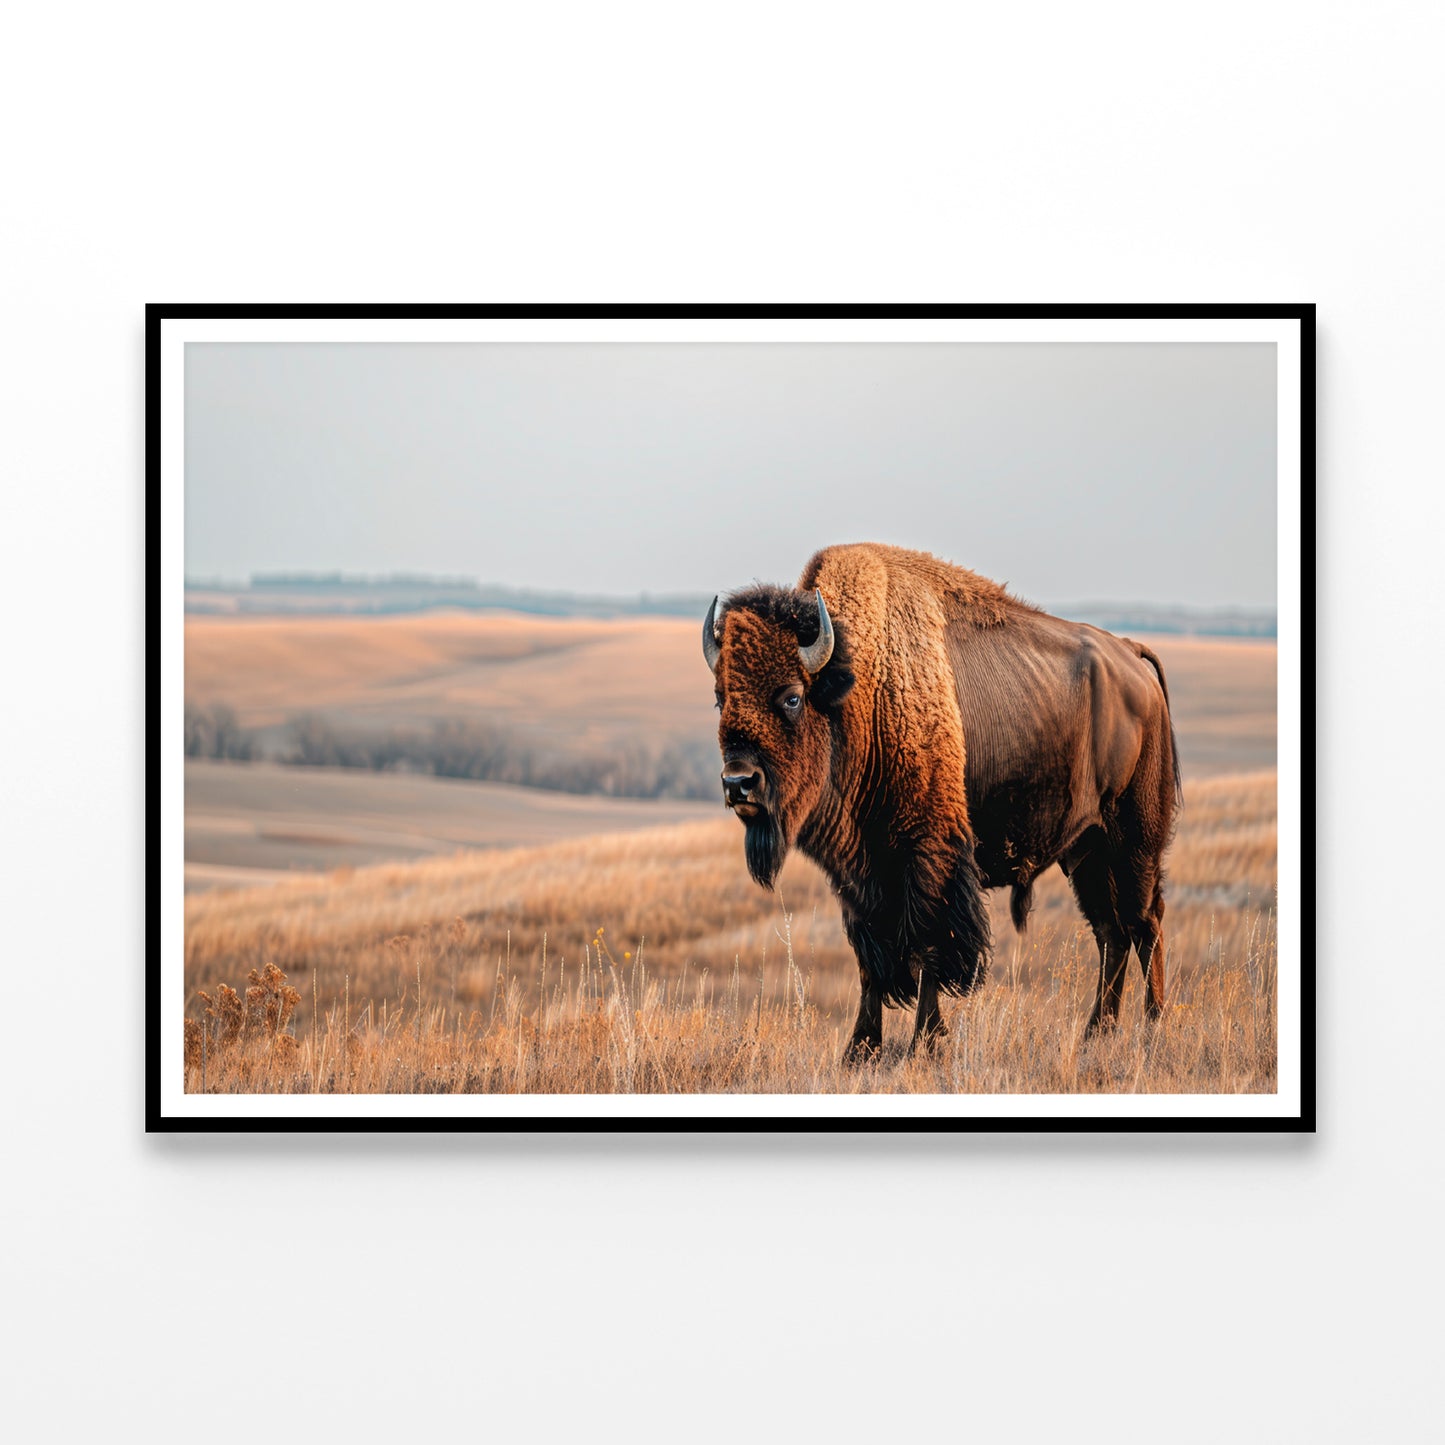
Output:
[798, 589, 834, 673]
[702, 595, 723, 672]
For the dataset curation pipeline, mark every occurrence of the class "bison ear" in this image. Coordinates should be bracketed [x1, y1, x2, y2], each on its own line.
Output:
[809, 660, 855, 710]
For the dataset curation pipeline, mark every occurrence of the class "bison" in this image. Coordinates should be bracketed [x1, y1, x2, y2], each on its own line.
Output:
[702, 542, 1181, 1062]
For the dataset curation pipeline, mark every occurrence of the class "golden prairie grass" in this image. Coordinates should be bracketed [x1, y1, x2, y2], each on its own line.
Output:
[184, 770, 1278, 1094]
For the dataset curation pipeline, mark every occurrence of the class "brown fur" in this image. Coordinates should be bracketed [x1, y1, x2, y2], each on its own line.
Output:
[710, 543, 1180, 1059]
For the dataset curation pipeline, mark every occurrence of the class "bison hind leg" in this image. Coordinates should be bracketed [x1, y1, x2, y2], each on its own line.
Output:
[1068, 845, 1132, 1034]
[1119, 868, 1168, 1021]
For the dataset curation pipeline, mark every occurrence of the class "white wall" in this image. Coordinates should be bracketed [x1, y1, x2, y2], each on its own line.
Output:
[2, 4, 1436, 1440]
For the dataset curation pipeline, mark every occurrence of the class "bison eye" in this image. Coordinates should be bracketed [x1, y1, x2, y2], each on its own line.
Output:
[778, 690, 803, 718]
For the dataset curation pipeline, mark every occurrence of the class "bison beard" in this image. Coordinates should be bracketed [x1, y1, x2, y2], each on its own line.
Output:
[742, 805, 788, 891]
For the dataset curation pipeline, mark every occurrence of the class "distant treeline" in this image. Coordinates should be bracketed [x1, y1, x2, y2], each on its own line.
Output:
[183, 703, 718, 801]
[185, 573, 712, 620]
[250, 571, 481, 591]
[184, 703, 262, 761]
[1072, 606, 1276, 640]
[185, 573, 1277, 635]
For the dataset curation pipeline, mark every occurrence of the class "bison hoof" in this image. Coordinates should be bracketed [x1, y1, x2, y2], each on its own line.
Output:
[842, 1037, 882, 1068]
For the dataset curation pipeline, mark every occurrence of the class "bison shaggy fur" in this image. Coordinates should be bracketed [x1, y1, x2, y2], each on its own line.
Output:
[706, 543, 1181, 1061]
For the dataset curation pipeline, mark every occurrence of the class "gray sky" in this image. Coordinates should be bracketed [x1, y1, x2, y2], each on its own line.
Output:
[185, 342, 1276, 608]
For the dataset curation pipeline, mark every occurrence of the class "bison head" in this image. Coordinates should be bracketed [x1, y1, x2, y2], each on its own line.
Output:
[703, 585, 856, 889]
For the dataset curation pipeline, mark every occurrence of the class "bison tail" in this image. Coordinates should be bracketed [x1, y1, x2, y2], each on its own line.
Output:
[934, 843, 993, 998]
[1133, 640, 1184, 811]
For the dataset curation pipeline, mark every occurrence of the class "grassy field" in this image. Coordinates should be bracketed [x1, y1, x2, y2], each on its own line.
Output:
[185, 770, 1277, 1094]
[183, 613, 1278, 1095]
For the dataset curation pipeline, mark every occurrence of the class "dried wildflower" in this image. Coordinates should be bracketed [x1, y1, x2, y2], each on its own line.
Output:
[198, 982, 245, 1047]
[245, 962, 301, 1037]
[188, 965, 303, 1088]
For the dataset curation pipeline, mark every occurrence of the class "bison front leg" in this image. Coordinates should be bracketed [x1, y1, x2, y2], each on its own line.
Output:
[844, 964, 884, 1064]
[841, 912, 889, 1065]
[907, 967, 949, 1057]
[906, 838, 989, 1056]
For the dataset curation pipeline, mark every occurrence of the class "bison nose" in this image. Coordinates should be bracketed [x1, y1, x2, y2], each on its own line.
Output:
[722, 770, 762, 806]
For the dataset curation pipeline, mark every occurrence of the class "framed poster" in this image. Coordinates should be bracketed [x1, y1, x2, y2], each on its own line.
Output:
[150, 304, 1313, 1131]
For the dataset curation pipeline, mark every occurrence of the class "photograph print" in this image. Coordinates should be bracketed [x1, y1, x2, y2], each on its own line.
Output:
[151, 306, 1311, 1129]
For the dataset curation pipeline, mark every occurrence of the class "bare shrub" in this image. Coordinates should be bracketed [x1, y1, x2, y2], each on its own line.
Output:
[184, 702, 260, 760]
[277, 714, 719, 799]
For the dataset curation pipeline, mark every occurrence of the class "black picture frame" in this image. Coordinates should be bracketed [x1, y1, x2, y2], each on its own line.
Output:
[149, 303, 1315, 1133]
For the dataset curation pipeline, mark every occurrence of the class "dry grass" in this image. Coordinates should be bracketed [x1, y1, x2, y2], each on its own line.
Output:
[184, 770, 1277, 1094]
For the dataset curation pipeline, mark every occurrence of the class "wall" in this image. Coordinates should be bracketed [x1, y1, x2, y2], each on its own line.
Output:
[2, 4, 1436, 1440]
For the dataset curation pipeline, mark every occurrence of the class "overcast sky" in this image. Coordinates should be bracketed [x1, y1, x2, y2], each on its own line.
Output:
[185, 342, 1276, 609]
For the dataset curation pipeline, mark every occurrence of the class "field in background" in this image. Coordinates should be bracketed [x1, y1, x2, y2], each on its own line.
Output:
[186, 611, 1277, 772]
[184, 611, 711, 753]
[185, 761, 717, 882]
[184, 612, 1275, 889]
